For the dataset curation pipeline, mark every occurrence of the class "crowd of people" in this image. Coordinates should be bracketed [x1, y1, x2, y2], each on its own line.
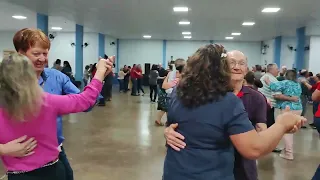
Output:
[0, 28, 318, 180]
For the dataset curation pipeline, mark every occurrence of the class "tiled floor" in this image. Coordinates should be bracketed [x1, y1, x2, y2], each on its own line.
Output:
[0, 89, 319, 180]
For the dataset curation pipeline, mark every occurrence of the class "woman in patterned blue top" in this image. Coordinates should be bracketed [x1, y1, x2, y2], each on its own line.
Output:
[265, 70, 302, 160]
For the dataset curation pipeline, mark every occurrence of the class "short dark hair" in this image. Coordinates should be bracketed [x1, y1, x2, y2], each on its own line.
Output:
[151, 64, 158, 70]
[55, 59, 61, 65]
[255, 65, 262, 71]
[245, 71, 263, 88]
[177, 44, 232, 108]
[285, 70, 297, 82]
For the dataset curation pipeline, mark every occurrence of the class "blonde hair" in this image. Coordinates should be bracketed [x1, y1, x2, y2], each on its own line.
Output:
[0, 53, 43, 121]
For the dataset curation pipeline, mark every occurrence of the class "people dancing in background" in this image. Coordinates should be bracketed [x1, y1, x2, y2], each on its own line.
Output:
[265, 70, 302, 160]
[52, 59, 63, 71]
[118, 68, 127, 92]
[155, 59, 185, 126]
[136, 64, 145, 95]
[149, 64, 159, 102]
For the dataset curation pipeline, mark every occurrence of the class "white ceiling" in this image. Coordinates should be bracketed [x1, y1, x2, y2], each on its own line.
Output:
[1, 0, 320, 41]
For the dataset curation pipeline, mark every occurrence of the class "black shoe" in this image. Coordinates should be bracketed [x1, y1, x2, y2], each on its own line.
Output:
[301, 126, 307, 129]
[272, 148, 282, 153]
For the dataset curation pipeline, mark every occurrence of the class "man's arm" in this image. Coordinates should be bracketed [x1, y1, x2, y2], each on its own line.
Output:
[273, 94, 298, 102]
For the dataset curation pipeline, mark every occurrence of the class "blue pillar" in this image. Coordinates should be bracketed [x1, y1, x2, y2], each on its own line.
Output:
[162, 40, 167, 68]
[295, 27, 306, 70]
[210, 40, 214, 44]
[116, 39, 120, 72]
[37, 13, 48, 35]
[98, 33, 105, 57]
[75, 24, 84, 81]
[274, 36, 282, 67]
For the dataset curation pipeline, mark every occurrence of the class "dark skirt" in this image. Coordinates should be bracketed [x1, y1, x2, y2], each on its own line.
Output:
[157, 88, 169, 112]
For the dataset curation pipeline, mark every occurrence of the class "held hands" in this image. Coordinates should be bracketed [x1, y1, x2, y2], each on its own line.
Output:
[94, 56, 115, 82]
[276, 106, 306, 133]
[0, 136, 37, 157]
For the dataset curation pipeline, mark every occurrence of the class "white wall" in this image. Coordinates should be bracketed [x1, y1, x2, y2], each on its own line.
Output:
[0, 31, 15, 61]
[83, 33, 98, 68]
[105, 35, 117, 57]
[118, 39, 162, 72]
[308, 36, 320, 74]
[119, 40, 262, 71]
[166, 40, 209, 66]
[261, 39, 275, 66]
[304, 36, 310, 70]
[214, 41, 261, 68]
[280, 37, 296, 68]
[48, 32, 75, 72]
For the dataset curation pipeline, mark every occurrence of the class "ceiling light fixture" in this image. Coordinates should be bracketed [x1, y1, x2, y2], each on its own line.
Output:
[242, 22, 255, 26]
[12, 15, 27, 20]
[143, 35, 152, 38]
[231, 32, 241, 36]
[184, 36, 192, 39]
[51, 27, 63, 30]
[262, 7, 281, 13]
[182, 32, 191, 35]
[173, 7, 189, 12]
[225, 37, 234, 40]
[179, 21, 190, 25]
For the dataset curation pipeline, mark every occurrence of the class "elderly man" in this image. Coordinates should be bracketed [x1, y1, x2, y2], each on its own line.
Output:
[259, 63, 300, 152]
[164, 50, 269, 180]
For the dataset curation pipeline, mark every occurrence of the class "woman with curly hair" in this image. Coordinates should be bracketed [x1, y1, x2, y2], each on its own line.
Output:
[162, 44, 305, 180]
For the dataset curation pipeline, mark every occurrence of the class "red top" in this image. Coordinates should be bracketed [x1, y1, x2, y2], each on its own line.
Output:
[314, 83, 320, 117]
[135, 68, 143, 79]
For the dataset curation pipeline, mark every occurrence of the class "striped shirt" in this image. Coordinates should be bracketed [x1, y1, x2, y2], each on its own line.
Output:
[258, 73, 281, 107]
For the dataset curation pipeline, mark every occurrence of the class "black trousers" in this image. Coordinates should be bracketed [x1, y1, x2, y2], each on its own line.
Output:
[267, 107, 275, 128]
[8, 161, 66, 180]
[149, 85, 158, 101]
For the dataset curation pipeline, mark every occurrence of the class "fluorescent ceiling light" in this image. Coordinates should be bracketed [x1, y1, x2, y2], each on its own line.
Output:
[225, 37, 234, 40]
[262, 7, 281, 13]
[184, 36, 192, 39]
[231, 32, 241, 36]
[12, 15, 27, 20]
[179, 21, 190, 25]
[143, 35, 151, 38]
[51, 27, 62, 30]
[173, 7, 189, 12]
[242, 22, 255, 26]
[182, 32, 191, 35]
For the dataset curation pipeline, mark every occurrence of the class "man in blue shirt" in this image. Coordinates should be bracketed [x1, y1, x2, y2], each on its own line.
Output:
[11, 28, 88, 180]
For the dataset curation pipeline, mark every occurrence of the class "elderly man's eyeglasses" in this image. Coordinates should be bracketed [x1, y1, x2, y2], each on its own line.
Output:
[228, 61, 247, 68]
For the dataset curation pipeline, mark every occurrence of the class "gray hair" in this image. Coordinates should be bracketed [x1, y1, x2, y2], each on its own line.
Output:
[266, 63, 277, 72]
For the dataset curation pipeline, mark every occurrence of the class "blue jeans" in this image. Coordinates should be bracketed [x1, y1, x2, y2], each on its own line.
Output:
[59, 146, 74, 180]
[118, 79, 124, 91]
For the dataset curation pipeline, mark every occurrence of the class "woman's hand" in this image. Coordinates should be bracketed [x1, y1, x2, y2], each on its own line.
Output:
[164, 124, 186, 151]
[276, 106, 306, 133]
[94, 56, 115, 82]
[0, 136, 37, 157]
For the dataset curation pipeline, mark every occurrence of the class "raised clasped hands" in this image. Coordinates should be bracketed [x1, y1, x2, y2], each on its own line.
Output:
[96, 56, 115, 77]
[277, 106, 306, 134]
